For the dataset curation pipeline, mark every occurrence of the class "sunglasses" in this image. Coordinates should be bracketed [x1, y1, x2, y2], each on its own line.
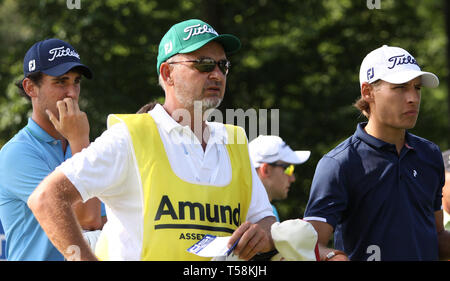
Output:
[269, 163, 295, 176]
[168, 58, 231, 75]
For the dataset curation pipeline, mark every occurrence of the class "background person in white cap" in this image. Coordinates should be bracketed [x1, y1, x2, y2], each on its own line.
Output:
[0, 38, 102, 261]
[28, 19, 276, 261]
[440, 150, 450, 230]
[303, 45, 450, 261]
[249, 135, 310, 221]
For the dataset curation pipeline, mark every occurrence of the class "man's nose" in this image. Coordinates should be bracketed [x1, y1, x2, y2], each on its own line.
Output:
[66, 83, 80, 99]
[208, 64, 225, 81]
[406, 86, 420, 104]
[289, 173, 296, 183]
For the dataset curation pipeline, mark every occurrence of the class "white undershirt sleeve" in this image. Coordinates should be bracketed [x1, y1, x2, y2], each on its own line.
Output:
[245, 148, 276, 223]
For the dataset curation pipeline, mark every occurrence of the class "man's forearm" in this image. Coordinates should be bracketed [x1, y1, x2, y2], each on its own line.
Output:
[28, 170, 98, 261]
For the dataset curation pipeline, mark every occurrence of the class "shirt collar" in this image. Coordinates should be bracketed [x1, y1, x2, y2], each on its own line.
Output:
[404, 131, 416, 150]
[25, 117, 56, 143]
[354, 122, 390, 149]
[205, 121, 228, 144]
[149, 103, 227, 144]
[149, 103, 183, 134]
[355, 122, 416, 151]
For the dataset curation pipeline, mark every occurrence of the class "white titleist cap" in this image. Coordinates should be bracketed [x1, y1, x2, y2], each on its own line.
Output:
[359, 45, 439, 88]
[249, 135, 310, 168]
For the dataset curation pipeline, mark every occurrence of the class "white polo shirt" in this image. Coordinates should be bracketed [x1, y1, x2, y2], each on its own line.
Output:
[58, 104, 273, 260]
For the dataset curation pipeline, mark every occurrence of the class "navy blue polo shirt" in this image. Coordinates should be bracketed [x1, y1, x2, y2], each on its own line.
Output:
[304, 122, 445, 261]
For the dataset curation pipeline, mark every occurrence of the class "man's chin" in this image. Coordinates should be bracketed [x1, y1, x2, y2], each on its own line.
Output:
[201, 97, 222, 111]
[401, 120, 418, 130]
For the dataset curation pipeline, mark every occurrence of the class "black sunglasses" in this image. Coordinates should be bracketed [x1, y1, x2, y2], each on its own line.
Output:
[168, 58, 231, 75]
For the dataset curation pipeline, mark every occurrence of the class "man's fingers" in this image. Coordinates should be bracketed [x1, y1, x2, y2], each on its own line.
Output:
[228, 222, 271, 260]
[51, 97, 89, 143]
[228, 221, 251, 250]
[72, 98, 80, 112]
[46, 109, 59, 128]
[241, 230, 263, 259]
[56, 100, 67, 119]
[63, 97, 76, 115]
[234, 224, 265, 260]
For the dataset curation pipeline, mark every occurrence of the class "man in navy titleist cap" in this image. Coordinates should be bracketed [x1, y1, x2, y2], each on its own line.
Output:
[304, 45, 450, 261]
[0, 38, 102, 260]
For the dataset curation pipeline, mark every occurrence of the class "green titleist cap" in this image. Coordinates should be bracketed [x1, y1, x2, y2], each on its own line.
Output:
[156, 19, 241, 75]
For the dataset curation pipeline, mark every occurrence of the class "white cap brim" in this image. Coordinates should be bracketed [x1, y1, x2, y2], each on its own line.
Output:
[249, 135, 311, 168]
[382, 70, 439, 88]
[280, 150, 311, 165]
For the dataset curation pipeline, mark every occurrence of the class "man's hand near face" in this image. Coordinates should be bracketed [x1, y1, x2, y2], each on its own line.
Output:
[46, 97, 90, 153]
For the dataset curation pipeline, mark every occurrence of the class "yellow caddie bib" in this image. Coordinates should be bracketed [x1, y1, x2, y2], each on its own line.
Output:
[106, 113, 252, 260]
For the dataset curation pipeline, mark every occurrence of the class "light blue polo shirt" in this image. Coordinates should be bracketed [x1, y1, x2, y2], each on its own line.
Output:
[271, 204, 280, 222]
[0, 118, 70, 261]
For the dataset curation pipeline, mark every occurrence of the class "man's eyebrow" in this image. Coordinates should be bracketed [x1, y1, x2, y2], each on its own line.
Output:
[51, 74, 82, 81]
[51, 76, 69, 81]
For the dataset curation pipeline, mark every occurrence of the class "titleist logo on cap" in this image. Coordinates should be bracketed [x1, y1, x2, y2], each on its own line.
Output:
[387, 54, 418, 69]
[183, 24, 218, 41]
[48, 46, 80, 61]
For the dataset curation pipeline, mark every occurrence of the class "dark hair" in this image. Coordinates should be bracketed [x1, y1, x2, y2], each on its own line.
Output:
[353, 79, 382, 118]
[15, 71, 43, 101]
[136, 101, 160, 113]
[353, 96, 370, 118]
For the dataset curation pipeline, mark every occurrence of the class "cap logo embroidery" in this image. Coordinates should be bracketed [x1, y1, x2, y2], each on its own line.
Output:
[183, 24, 218, 41]
[387, 54, 418, 69]
[164, 41, 173, 55]
[413, 169, 417, 177]
[48, 46, 80, 61]
[28, 60, 36, 72]
[367, 67, 374, 80]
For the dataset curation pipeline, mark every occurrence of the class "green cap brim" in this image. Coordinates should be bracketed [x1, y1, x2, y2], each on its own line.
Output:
[179, 34, 241, 55]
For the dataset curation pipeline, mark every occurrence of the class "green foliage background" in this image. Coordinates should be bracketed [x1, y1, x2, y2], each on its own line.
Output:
[0, 0, 449, 220]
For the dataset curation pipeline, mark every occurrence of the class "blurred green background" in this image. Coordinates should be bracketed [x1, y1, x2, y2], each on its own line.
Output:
[0, 0, 449, 221]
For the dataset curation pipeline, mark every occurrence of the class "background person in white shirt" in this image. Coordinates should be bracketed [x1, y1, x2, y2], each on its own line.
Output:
[28, 19, 276, 261]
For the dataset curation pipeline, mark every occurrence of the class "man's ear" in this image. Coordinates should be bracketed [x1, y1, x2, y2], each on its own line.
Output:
[361, 82, 374, 103]
[160, 62, 173, 86]
[23, 78, 37, 98]
[258, 163, 271, 178]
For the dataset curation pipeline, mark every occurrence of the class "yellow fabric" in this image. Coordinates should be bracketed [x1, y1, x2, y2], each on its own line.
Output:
[105, 113, 252, 260]
[94, 232, 108, 261]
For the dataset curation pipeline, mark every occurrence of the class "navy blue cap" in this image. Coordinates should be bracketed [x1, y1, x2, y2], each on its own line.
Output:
[23, 38, 92, 79]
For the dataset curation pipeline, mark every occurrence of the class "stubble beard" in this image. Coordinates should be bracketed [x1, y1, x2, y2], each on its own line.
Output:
[174, 89, 223, 113]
